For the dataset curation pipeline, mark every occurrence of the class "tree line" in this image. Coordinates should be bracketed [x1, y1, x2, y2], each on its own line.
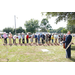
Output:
[1, 14, 75, 34]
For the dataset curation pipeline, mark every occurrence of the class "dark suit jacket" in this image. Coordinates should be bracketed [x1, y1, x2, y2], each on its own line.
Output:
[63, 35, 72, 48]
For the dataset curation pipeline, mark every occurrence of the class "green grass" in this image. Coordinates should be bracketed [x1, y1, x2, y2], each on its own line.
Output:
[0, 37, 75, 62]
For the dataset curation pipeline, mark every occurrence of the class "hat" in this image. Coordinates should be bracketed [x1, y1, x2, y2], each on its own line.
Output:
[22, 32, 24, 34]
[9, 32, 11, 34]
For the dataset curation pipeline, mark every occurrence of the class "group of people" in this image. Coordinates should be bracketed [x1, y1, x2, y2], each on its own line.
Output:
[2, 32, 25, 45]
[1, 32, 67, 45]
[0, 31, 73, 59]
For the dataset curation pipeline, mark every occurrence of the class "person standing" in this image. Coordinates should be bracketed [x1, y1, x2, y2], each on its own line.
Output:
[45, 34, 48, 44]
[37, 34, 40, 44]
[22, 32, 25, 44]
[58, 35, 61, 43]
[8, 32, 12, 45]
[54, 33, 58, 43]
[60, 34, 63, 41]
[42, 33, 45, 44]
[35, 34, 37, 43]
[3, 32, 7, 44]
[30, 34, 34, 43]
[13, 35, 17, 44]
[63, 31, 72, 58]
[18, 33, 21, 44]
[51, 34, 54, 43]
[26, 33, 29, 43]
[48, 33, 51, 43]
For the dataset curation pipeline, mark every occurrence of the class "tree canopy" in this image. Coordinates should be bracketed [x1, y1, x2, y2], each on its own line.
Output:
[40, 18, 52, 32]
[3, 27, 14, 34]
[3, 27, 25, 35]
[16, 27, 25, 33]
[42, 12, 75, 24]
[24, 19, 39, 33]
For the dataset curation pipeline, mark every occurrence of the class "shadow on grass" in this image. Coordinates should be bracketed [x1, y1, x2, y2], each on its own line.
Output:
[71, 46, 75, 50]
[69, 57, 75, 62]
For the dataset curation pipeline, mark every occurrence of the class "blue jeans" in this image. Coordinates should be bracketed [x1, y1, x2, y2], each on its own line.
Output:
[52, 39, 53, 43]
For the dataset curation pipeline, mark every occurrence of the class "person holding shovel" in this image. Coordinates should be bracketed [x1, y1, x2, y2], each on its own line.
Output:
[8, 32, 12, 45]
[3, 32, 7, 44]
[18, 33, 21, 44]
[62, 31, 72, 58]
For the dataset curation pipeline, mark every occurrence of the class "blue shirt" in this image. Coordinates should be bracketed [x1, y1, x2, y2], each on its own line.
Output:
[38, 35, 40, 40]
[18, 35, 21, 39]
[22, 35, 25, 39]
[35, 35, 37, 38]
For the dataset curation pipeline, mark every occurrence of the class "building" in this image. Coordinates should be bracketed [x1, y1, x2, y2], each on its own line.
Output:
[35, 32, 50, 35]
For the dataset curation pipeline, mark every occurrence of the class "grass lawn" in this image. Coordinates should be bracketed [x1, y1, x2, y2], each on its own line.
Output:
[0, 37, 75, 62]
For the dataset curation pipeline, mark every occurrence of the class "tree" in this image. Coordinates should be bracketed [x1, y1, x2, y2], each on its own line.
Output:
[24, 19, 39, 33]
[67, 24, 75, 33]
[40, 28, 47, 32]
[61, 28, 67, 33]
[40, 18, 52, 32]
[42, 12, 75, 24]
[3, 27, 14, 34]
[16, 27, 25, 33]
[56, 27, 64, 33]
[67, 20, 75, 33]
[49, 29, 57, 33]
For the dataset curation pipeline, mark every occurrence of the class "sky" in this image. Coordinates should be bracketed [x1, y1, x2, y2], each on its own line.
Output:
[0, 12, 67, 30]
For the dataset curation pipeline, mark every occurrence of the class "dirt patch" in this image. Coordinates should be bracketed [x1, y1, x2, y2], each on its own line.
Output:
[2, 43, 75, 46]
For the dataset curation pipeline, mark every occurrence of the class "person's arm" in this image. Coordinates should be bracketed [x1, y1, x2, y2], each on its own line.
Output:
[63, 36, 68, 43]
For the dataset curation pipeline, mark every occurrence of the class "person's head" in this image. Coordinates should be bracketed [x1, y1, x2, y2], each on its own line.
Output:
[9, 32, 11, 34]
[18, 33, 20, 35]
[67, 31, 71, 35]
[43, 33, 44, 35]
[22, 32, 24, 34]
[27, 33, 28, 35]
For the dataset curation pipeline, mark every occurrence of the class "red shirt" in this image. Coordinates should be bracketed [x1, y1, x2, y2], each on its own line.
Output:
[26, 35, 29, 39]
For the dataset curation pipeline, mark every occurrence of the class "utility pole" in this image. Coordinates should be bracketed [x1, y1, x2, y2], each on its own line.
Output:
[14, 15, 16, 35]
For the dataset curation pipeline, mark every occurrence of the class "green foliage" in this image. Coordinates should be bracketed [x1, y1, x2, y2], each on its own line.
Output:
[42, 12, 75, 24]
[3, 27, 25, 34]
[67, 24, 75, 33]
[56, 27, 64, 33]
[61, 28, 67, 33]
[3, 27, 14, 34]
[40, 18, 52, 32]
[50, 29, 57, 33]
[50, 27, 66, 33]
[40, 28, 47, 32]
[24, 19, 39, 33]
[16, 27, 25, 33]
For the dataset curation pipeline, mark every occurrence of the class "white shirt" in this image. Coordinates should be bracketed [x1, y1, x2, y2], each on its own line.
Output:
[54, 35, 58, 39]
[13, 35, 17, 39]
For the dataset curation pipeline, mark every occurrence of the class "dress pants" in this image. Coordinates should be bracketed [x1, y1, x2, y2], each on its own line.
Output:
[26, 38, 28, 43]
[22, 38, 25, 44]
[4, 38, 7, 44]
[66, 46, 71, 58]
